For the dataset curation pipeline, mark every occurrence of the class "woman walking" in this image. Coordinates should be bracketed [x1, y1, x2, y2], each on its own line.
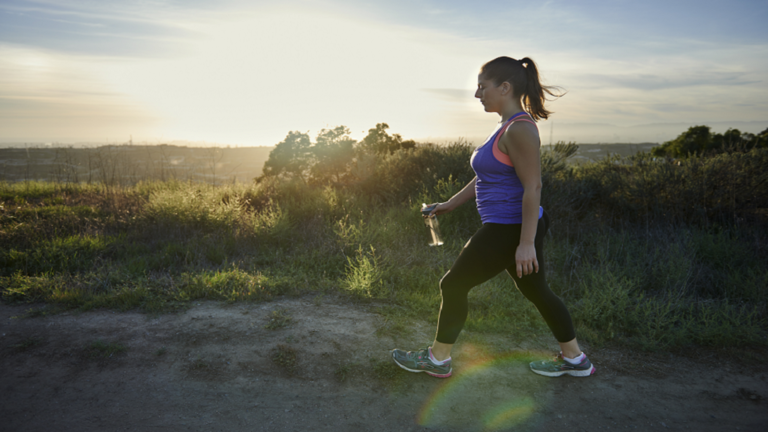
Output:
[392, 56, 594, 378]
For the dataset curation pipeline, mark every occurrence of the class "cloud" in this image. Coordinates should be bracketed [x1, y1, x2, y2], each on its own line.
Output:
[576, 72, 762, 92]
[1, 0, 767, 144]
[0, 0, 202, 57]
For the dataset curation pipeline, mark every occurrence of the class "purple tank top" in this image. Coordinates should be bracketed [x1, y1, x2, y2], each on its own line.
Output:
[470, 111, 544, 224]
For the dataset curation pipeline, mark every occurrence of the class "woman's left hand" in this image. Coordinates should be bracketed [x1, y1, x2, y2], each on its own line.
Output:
[515, 243, 539, 278]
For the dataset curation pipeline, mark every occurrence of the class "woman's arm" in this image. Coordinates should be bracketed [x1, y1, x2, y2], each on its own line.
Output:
[428, 177, 477, 216]
[500, 122, 542, 278]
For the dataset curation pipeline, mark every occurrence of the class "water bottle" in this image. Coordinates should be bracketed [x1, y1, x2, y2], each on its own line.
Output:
[421, 203, 444, 247]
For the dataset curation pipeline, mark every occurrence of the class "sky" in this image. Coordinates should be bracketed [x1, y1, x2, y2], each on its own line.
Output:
[1, 0, 767, 146]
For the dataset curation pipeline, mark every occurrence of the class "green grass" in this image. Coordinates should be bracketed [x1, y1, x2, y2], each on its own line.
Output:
[12, 337, 42, 351]
[271, 344, 298, 375]
[85, 340, 128, 358]
[264, 308, 293, 330]
[1, 146, 766, 352]
[333, 357, 414, 387]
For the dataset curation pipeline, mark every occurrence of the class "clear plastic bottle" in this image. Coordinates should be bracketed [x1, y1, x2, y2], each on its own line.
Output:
[421, 203, 444, 246]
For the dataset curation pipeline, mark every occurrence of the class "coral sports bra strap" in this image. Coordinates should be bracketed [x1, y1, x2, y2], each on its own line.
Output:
[491, 113, 536, 167]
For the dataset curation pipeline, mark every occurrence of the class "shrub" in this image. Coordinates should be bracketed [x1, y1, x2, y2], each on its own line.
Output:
[651, 125, 768, 158]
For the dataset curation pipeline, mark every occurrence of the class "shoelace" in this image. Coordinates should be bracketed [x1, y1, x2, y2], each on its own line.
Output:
[408, 348, 429, 360]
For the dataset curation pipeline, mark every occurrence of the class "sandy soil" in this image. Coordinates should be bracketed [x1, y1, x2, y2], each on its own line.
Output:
[1, 296, 766, 432]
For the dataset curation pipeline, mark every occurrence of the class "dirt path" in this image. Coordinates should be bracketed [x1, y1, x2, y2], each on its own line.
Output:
[1, 297, 765, 432]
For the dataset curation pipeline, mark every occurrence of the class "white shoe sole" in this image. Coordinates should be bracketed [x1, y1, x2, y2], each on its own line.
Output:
[392, 354, 452, 378]
[530, 364, 595, 377]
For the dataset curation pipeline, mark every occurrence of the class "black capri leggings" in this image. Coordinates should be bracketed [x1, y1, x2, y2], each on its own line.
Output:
[435, 211, 576, 344]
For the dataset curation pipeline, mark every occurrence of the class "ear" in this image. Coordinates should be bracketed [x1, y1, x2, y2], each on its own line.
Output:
[501, 81, 512, 96]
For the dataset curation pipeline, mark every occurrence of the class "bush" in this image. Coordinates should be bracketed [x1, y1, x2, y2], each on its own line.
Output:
[651, 125, 767, 158]
[541, 147, 768, 227]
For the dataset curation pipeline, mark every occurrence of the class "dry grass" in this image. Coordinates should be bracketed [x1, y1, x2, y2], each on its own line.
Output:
[271, 344, 298, 375]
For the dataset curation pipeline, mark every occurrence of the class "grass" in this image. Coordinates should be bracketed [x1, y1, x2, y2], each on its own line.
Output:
[12, 337, 42, 351]
[264, 308, 293, 330]
[334, 362, 356, 382]
[334, 358, 414, 388]
[1, 145, 766, 352]
[189, 357, 210, 370]
[271, 344, 298, 375]
[85, 340, 128, 358]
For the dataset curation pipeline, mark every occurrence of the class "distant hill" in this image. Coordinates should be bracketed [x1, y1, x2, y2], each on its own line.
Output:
[0, 142, 660, 184]
[0, 145, 274, 184]
[554, 142, 659, 164]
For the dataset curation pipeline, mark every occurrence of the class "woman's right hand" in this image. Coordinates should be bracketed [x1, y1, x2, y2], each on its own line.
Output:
[424, 202, 454, 218]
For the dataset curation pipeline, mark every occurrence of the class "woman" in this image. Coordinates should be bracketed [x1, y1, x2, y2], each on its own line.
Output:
[392, 56, 594, 378]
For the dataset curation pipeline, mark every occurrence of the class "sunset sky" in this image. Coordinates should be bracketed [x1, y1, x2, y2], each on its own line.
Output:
[1, 0, 767, 146]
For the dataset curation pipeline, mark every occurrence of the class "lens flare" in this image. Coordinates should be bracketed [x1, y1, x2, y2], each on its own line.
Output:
[482, 398, 536, 430]
[416, 346, 549, 430]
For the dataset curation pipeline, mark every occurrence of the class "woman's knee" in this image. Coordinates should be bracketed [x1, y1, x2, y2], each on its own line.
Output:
[514, 275, 553, 303]
[439, 271, 466, 297]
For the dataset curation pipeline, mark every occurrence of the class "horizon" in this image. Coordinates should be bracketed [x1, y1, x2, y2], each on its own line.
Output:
[1, 119, 763, 148]
[1, 1, 767, 146]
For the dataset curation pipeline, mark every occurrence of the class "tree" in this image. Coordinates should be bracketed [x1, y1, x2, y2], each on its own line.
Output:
[653, 125, 768, 158]
[259, 122, 421, 185]
[310, 126, 356, 184]
[652, 125, 712, 158]
[357, 123, 416, 155]
[711, 128, 744, 152]
[754, 127, 768, 149]
[261, 131, 312, 181]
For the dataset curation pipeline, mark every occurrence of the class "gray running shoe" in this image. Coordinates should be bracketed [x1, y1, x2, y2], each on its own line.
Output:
[392, 347, 452, 378]
[529, 352, 595, 377]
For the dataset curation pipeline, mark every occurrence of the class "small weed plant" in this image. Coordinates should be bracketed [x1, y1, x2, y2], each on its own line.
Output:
[264, 309, 293, 330]
[12, 337, 41, 351]
[271, 344, 298, 375]
[86, 340, 128, 358]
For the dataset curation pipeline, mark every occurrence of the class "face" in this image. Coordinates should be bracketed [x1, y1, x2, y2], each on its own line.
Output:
[475, 74, 510, 113]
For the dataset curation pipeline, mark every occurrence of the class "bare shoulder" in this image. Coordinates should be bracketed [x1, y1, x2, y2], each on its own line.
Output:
[499, 120, 540, 155]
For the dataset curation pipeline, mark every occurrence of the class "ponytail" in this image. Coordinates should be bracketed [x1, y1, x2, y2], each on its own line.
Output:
[480, 56, 564, 121]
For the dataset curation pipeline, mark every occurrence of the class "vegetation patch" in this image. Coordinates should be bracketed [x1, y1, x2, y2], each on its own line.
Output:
[368, 357, 414, 390]
[334, 362, 359, 383]
[19, 305, 68, 318]
[264, 308, 293, 330]
[271, 344, 297, 375]
[85, 340, 128, 359]
[190, 358, 209, 370]
[1, 123, 766, 352]
[12, 337, 42, 352]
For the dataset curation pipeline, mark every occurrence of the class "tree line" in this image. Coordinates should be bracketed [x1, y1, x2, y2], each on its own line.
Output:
[258, 123, 415, 185]
[652, 125, 768, 158]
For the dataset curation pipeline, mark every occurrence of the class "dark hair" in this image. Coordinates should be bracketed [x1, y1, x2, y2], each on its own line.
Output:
[480, 56, 564, 121]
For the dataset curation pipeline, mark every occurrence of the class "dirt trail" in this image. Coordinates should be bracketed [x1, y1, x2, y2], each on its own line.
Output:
[1, 297, 765, 432]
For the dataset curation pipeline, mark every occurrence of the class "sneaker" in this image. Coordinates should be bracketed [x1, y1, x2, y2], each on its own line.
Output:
[391, 347, 452, 378]
[529, 352, 595, 377]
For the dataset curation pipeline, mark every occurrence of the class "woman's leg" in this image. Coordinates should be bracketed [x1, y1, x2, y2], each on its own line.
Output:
[433, 224, 519, 355]
[393, 224, 518, 377]
[506, 213, 578, 346]
[506, 213, 593, 376]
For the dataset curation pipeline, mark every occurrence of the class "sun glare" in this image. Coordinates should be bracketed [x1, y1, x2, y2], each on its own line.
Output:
[95, 8, 483, 145]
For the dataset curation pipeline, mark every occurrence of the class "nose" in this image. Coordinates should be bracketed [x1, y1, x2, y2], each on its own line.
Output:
[474, 88, 481, 98]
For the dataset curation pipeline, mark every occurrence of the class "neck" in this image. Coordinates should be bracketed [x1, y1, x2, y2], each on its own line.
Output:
[500, 101, 526, 123]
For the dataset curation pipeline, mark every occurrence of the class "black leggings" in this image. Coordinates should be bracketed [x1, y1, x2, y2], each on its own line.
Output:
[435, 212, 576, 344]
